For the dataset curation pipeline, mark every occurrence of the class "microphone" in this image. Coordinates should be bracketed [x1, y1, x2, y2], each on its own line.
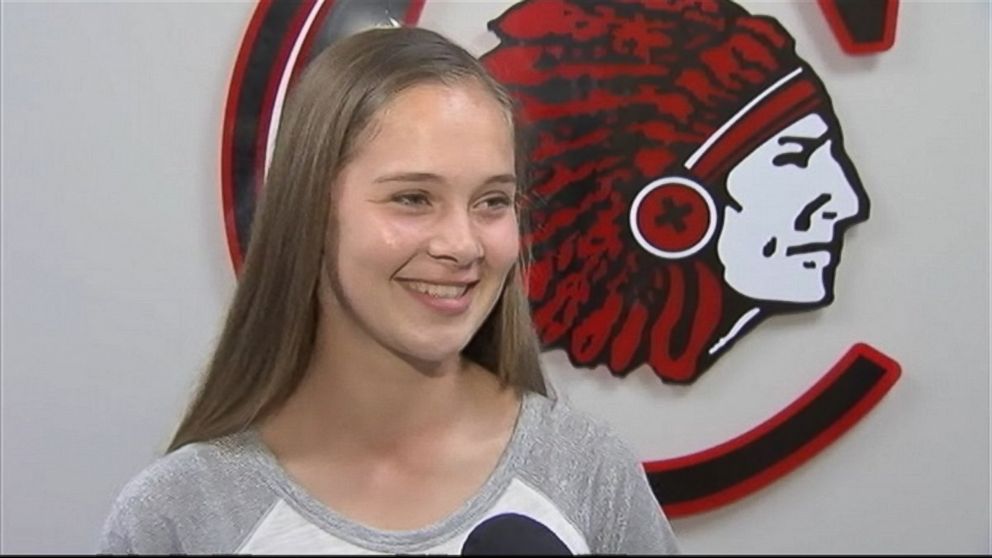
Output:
[461, 513, 572, 555]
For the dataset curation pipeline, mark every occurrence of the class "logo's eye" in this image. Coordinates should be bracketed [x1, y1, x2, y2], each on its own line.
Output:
[773, 132, 830, 168]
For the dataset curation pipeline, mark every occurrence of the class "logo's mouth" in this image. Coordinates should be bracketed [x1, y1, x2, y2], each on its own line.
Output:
[785, 241, 834, 256]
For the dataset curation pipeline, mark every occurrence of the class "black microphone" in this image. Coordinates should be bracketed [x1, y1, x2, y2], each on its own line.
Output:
[461, 513, 572, 555]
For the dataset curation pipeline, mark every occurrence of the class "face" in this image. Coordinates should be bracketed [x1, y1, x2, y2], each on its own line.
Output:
[716, 113, 866, 304]
[322, 82, 519, 366]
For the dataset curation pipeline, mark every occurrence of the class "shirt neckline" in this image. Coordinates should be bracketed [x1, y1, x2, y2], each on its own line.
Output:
[238, 390, 541, 553]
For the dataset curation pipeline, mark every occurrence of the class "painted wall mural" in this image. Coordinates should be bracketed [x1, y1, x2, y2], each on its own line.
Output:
[220, 0, 901, 517]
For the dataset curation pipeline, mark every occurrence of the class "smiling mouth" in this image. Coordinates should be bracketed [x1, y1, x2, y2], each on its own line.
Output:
[399, 280, 475, 299]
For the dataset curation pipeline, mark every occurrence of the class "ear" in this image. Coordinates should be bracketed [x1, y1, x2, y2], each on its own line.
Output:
[629, 176, 718, 260]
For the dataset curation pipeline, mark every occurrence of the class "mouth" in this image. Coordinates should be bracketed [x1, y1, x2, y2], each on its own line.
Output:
[400, 280, 476, 299]
[395, 278, 480, 315]
[785, 242, 834, 257]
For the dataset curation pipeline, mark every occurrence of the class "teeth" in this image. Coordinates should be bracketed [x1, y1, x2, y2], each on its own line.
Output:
[405, 281, 468, 299]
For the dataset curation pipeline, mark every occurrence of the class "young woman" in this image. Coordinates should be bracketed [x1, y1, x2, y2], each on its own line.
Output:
[99, 26, 680, 555]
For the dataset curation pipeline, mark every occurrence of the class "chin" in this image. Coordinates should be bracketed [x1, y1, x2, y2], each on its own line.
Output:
[770, 285, 829, 306]
[792, 277, 829, 304]
[394, 334, 475, 368]
[730, 281, 828, 305]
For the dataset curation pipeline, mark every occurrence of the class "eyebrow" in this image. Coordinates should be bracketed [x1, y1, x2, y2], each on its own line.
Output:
[778, 132, 829, 152]
[773, 132, 830, 168]
[373, 172, 517, 187]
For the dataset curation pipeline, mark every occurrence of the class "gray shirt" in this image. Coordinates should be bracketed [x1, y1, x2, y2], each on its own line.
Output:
[99, 392, 680, 554]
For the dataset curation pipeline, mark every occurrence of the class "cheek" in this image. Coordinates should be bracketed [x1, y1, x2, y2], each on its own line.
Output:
[483, 220, 520, 269]
[334, 214, 422, 278]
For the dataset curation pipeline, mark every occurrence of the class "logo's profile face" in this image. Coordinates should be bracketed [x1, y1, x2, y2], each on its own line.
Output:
[483, 0, 872, 383]
[718, 113, 866, 304]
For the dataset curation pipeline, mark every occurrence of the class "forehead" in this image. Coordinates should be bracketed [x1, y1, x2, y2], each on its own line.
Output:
[737, 113, 830, 163]
[345, 82, 515, 178]
[771, 113, 829, 140]
[372, 81, 511, 136]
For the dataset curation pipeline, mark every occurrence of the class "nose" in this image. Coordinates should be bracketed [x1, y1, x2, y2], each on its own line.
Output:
[793, 140, 863, 231]
[427, 207, 484, 265]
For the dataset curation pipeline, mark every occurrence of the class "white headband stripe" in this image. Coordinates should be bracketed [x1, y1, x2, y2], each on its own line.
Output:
[685, 67, 804, 170]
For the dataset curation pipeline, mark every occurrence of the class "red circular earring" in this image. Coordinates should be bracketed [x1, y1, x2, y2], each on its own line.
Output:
[629, 177, 717, 259]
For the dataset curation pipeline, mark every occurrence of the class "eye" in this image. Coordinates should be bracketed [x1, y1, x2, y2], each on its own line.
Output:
[392, 191, 431, 207]
[477, 193, 515, 213]
[773, 133, 830, 169]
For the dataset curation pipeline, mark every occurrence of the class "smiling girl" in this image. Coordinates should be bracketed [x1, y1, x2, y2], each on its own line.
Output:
[97, 26, 679, 555]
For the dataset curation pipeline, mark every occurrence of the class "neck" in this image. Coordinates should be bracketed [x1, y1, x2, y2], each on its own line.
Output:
[708, 306, 762, 357]
[259, 305, 511, 460]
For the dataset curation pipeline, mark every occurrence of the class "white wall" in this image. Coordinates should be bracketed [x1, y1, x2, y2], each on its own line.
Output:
[2, 0, 988, 554]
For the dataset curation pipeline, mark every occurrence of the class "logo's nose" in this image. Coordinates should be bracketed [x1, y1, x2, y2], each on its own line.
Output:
[796, 141, 864, 231]
[793, 193, 834, 232]
[821, 147, 864, 224]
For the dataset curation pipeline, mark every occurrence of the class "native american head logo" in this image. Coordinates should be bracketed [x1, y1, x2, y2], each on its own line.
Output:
[482, 0, 871, 383]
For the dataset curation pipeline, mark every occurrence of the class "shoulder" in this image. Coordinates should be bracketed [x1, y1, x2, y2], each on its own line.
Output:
[116, 439, 222, 497]
[515, 392, 681, 554]
[522, 391, 638, 467]
[98, 433, 275, 554]
[512, 392, 645, 508]
[107, 435, 242, 515]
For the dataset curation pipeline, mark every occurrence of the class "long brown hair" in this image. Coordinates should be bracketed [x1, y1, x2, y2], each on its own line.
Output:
[169, 27, 546, 452]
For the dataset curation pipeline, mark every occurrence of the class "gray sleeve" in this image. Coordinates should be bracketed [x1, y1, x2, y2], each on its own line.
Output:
[589, 433, 681, 555]
[95, 439, 277, 554]
[515, 395, 681, 555]
[97, 477, 184, 554]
